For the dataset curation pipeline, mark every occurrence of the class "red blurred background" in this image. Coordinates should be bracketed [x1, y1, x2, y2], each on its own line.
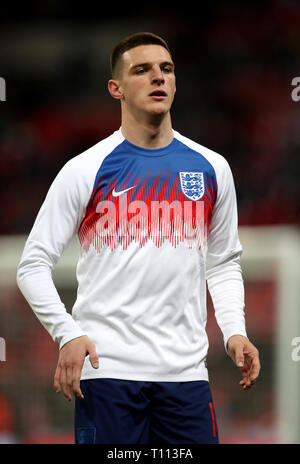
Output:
[0, 1, 299, 444]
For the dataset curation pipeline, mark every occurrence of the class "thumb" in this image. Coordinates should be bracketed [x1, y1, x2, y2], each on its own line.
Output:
[235, 349, 245, 368]
[88, 343, 99, 369]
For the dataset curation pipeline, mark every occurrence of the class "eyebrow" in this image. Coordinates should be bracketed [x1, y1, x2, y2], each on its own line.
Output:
[130, 61, 174, 71]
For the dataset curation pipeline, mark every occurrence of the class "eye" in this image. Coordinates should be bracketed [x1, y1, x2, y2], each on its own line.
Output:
[135, 68, 146, 75]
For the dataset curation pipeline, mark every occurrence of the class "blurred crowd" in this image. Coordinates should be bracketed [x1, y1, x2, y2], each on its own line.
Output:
[0, 0, 300, 235]
[0, 0, 299, 444]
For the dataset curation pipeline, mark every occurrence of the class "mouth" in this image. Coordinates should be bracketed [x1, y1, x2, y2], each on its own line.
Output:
[149, 90, 167, 100]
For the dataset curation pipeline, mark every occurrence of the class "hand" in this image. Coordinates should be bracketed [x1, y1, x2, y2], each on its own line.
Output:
[53, 335, 99, 401]
[226, 335, 260, 391]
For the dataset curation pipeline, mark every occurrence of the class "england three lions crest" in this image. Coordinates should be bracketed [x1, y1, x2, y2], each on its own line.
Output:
[179, 172, 205, 201]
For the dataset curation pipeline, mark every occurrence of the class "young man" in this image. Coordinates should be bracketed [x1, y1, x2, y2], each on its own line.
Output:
[17, 32, 260, 444]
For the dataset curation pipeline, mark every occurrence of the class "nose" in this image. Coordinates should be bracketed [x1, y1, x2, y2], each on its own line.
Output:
[151, 65, 164, 85]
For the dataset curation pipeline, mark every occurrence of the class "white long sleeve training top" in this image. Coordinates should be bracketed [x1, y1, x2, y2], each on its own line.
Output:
[17, 128, 247, 382]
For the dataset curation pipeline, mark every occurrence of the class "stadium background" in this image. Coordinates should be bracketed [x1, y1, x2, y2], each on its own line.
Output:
[0, 1, 299, 444]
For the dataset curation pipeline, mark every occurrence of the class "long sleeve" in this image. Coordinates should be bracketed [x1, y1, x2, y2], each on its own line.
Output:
[17, 159, 87, 349]
[205, 157, 247, 349]
[16, 128, 249, 382]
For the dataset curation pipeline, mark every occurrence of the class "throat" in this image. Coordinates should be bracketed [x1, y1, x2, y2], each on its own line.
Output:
[121, 113, 173, 149]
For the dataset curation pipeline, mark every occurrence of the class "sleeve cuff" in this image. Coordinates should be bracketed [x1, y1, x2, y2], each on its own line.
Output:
[223, 329, 248, 354]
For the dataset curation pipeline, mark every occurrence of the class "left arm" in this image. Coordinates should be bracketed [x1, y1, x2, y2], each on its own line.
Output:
[206, 156, 260, 390]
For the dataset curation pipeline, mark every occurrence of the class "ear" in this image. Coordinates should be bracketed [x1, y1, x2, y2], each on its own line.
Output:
[108, 79, 123, 100]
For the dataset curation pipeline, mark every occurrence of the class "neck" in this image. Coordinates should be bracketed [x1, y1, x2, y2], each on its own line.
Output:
[120, 110, 173, 149]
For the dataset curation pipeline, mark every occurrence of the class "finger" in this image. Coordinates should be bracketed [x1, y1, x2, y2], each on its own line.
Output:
[249, 358, 261, 382]
[240, 378, 251, 388]
[240, 373, 256, 389]
[61, 367, 72, 402]
[54, 365, 61, 393]
[240, 380, 250, 391]
[88, 346, 99, 369]
[235, 349, 245, 368]
[240, 367, 252, 388]
[72, 364, 84, 399]
[66, 365, 74, 397]
[244, 370, 253, 387]
[240, 353, 260, 388]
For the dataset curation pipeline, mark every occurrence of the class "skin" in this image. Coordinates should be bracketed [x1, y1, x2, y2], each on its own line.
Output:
[54, 336, 98, 401]
[226, 334, 260, 390]
[53, 44, 260, 401]
[108, 44, 176, 149]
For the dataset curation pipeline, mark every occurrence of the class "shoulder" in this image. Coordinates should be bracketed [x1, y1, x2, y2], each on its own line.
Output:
[173, 130, 231, 174]
[45, 129, 124, 204]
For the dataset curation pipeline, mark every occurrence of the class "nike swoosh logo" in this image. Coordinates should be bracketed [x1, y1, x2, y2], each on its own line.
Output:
[112, 186, 136, 197]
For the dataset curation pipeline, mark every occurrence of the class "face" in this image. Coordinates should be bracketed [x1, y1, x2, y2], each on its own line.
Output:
[110, 44, 176, 119]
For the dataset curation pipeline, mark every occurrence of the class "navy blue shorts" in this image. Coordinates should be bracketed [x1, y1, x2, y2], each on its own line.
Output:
[75, 379, 219, 444]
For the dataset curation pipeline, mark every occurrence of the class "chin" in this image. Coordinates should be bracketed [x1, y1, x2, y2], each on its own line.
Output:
[148, 103, 170, 117]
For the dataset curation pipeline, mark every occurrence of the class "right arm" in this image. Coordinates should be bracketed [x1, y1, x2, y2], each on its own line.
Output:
[17, 160, 98, 400]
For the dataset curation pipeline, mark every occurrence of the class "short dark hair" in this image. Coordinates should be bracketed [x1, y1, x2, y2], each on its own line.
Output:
[110, 32, 172, 79]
